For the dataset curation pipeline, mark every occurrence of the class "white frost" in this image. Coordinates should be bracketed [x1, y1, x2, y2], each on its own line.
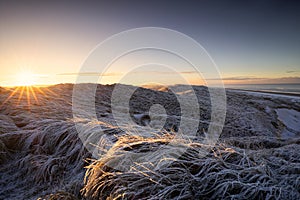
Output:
[276, 108, 300, 132]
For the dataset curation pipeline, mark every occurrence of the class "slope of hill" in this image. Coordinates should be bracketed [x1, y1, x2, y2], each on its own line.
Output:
[0, 84, 299, 199]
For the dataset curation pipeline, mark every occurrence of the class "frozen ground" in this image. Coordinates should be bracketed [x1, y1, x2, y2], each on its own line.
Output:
[0, 84, 299, 199]
[275, 108, 300, 138]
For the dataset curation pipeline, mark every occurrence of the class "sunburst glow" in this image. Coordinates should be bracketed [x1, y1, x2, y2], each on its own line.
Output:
[0, 83, 58, 110]
[16, 71, 37, 86]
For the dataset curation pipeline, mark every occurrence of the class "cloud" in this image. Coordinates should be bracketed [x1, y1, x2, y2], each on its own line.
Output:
[180, 71, 198, 74]
[208, 76, 264, 81]
[286, 70, 298, 73]
[271, 76, 300, 83]
[131, 70, 198, 75]
[61, 70, 198, 76]
[57, 72, 120, 76]
[207, 76, 300, 84]
[57, 71, 199, 77]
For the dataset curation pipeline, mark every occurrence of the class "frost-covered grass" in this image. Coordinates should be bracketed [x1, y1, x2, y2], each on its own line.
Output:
[0, 84, 300, 199]
[82, 133, 300, 200]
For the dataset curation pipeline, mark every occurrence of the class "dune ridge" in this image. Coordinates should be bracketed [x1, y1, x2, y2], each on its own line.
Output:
[0, 84, 299, 199]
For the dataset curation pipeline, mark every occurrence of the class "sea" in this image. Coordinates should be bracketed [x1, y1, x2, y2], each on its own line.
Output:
[225, 83, 300, 95]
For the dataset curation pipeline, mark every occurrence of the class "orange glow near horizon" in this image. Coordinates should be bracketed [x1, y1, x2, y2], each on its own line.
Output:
[0, 69, 299, 87]
[0, 85, 58, 110]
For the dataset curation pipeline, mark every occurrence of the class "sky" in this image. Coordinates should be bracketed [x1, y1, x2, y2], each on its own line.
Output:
[0, 0, 300, 86]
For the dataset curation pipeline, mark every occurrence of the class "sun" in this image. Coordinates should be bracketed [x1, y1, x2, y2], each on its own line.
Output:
[0, 70, 59, 110]
[16, 71, 37, 86]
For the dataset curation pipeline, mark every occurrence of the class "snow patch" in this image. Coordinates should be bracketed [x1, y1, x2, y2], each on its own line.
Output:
[276, 108, 300, 137]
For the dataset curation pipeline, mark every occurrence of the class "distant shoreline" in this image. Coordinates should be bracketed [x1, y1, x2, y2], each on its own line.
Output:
[227, 88, 300, 98]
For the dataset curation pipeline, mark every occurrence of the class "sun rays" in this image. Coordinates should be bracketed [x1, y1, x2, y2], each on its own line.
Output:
[0, 70, 60, 109]
[0, 85, 58, 109]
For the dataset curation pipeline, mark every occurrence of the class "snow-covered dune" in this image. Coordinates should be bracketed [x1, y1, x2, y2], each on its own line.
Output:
[0, 84, 299, 199]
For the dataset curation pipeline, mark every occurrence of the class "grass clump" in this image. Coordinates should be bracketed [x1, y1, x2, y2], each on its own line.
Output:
[82, 133, 300, 200]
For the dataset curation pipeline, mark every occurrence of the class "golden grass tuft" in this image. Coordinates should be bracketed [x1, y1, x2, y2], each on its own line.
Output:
[82, 133, 300, 199]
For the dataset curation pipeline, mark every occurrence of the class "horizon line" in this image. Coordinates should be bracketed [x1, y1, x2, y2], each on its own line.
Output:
[1, 82, 300, 88]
